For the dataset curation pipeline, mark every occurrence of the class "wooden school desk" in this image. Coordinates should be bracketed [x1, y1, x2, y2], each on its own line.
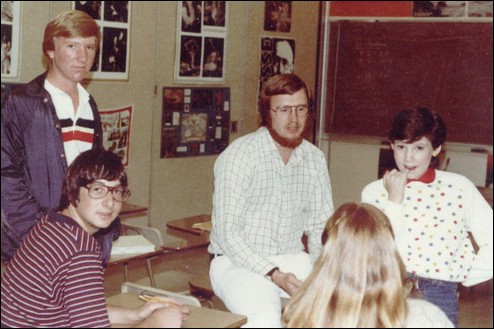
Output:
[163, 214, 211, 251]
[107, 292, 247, 328]
[108, 248, 164, 285]
[109, 216, 210, 286]
[166, 214, 211, 236]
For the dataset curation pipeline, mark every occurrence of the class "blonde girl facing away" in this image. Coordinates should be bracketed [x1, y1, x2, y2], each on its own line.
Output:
[282, 203, 453, 328]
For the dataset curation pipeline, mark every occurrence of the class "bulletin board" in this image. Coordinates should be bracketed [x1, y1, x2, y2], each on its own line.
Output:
[325, 21, 493, 146]
[160, 87, 230, 158]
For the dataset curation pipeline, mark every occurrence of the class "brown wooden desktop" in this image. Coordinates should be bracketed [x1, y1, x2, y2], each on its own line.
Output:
[163, 214, 211, 251]
[108, 292, 247, 328]
[166, 214, 211, 236]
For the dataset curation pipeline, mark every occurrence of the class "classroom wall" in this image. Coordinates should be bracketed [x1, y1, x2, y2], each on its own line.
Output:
[321, 1, 493, 208]
[8, 2, 490, 225]
[5, 2, 321, 228]
[148, 1, 320, 227]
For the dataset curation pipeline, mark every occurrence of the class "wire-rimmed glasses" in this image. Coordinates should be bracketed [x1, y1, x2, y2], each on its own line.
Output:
[270, 105, 309, 118]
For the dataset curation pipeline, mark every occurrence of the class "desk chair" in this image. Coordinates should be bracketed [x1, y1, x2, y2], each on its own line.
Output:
[188, 274, 216, 308]
[121, 224, 202, 296]
[120, 223, 164, 287]
[121, 223, 163, 246]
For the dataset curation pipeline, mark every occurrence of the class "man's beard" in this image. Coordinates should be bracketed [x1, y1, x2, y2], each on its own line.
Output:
[268, 125, 304, 149]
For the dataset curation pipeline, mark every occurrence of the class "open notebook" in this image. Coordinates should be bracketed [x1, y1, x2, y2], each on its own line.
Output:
[111, 235, 155, 255]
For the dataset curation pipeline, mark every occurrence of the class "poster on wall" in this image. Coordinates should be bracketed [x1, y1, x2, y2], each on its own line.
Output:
[175, 1, 227, 83]
[160, 87, 230, 158]
[73, 1, 131, 80]
[100, 105, 133, 166]
[1, 1, 20, 79]
[259, 37, 295, 97]
[264, 1, 292, 32]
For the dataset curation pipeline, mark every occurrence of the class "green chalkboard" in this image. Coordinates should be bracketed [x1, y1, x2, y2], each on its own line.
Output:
[325, 21, 493, 145]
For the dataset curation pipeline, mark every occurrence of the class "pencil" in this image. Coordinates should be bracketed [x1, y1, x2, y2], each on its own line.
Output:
[138, 294, 182, 307]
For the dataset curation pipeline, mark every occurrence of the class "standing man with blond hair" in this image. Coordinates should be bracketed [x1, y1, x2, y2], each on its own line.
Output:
[1, 10, 119, 264]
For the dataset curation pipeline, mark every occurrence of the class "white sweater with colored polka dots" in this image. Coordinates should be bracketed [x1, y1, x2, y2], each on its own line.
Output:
[362, 170, 492, 286]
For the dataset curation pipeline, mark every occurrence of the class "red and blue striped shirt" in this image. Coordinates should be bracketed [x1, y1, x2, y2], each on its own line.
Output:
[1, 213, 110, 328]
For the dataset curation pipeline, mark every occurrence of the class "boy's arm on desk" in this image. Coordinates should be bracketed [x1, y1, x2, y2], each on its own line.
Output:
[108, 303, 186, 328]
[108, 293, 247, 328]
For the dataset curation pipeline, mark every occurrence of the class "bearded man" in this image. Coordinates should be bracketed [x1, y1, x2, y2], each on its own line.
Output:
[208, 74, 334, 328]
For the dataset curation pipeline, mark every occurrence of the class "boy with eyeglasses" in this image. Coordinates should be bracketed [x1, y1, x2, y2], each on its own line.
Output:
[1, 149, 190, 328]
[208, 73, 334, 327]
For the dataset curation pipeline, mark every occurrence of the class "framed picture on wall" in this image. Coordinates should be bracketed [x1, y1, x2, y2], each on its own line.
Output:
[258, 37, 295, 98]
[160, 87, 230, 158]
[175, 1, 227, 83]
[73, 1, 131, 80]
[264, 1, 292, 32]
[100, 105, 133, 166]
[1, 1, 21, 79]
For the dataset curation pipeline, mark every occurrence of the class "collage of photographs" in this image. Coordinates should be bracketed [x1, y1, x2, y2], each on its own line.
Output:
[74, 1, 131, 80]
[177, 1, 227, 82]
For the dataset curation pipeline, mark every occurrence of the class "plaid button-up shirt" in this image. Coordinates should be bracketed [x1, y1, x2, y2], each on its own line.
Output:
[208, 127, 334, 275]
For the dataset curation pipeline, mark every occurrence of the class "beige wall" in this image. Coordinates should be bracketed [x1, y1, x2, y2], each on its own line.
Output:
[7, 2, 321, 228]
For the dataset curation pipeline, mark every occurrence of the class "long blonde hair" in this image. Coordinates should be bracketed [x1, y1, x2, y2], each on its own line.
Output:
[283, 203, 407, 328]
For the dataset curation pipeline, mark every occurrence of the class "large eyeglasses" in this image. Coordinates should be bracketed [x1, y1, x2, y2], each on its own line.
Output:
[270, 105, 309, 118]
[85, 184, 131, 202]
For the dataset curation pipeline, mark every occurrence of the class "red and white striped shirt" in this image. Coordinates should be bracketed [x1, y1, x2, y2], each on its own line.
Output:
[1, 213, 110, 328]
[44, 79, 95, 165]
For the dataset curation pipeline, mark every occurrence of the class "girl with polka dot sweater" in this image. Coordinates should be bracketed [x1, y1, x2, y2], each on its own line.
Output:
[361, 107, 492, 326]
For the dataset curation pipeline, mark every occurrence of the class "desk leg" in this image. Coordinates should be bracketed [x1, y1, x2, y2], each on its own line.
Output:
[146, 259, 156, 287]
[123, 262, 129, 282]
